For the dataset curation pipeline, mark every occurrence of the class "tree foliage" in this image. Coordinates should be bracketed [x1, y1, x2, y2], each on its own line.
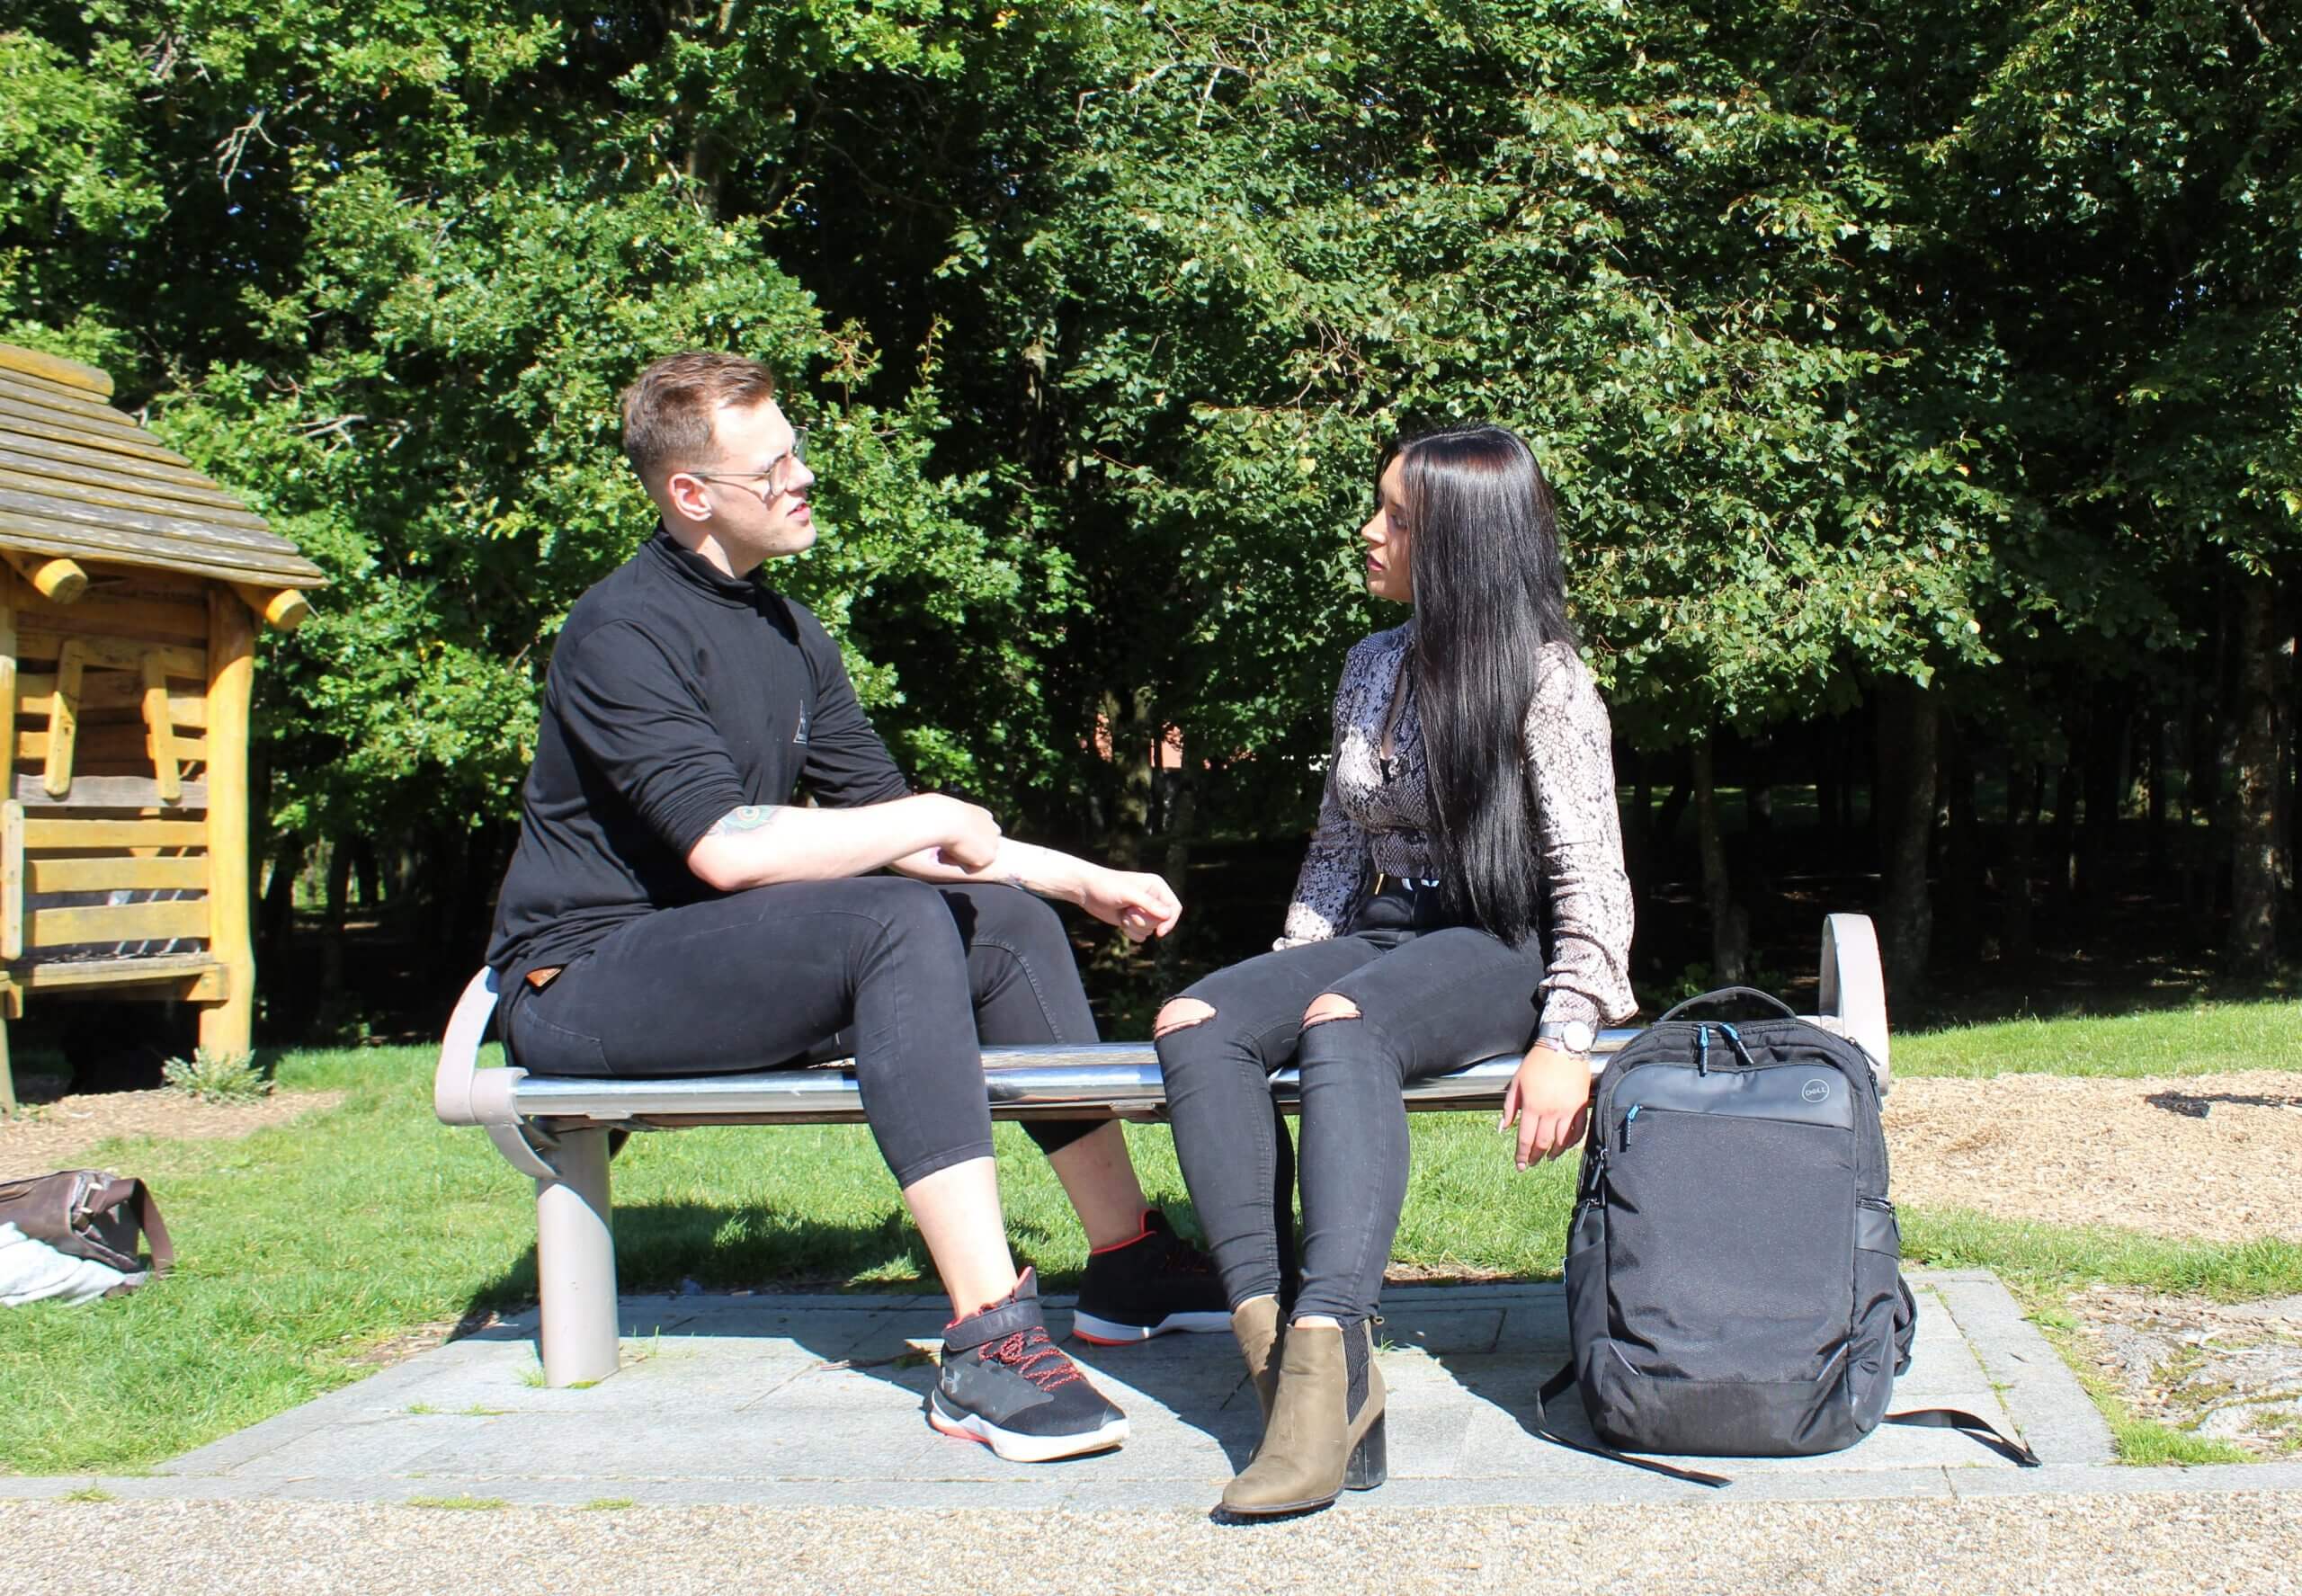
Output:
[2, 0, 2291, 987]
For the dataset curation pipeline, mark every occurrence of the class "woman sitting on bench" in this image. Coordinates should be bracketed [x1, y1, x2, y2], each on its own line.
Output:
[1153, 423, 1637, 1517]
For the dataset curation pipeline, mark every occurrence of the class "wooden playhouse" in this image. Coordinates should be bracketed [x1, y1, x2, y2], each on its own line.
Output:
[0, 343, 326, 1111]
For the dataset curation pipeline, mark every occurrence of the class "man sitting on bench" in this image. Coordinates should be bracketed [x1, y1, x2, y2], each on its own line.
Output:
[484, 351, 1227, 1462]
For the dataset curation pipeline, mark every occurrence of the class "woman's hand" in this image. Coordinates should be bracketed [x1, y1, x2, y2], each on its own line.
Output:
[1080, 867, 1182, 942]
[1499, 1041, 1592, 1172]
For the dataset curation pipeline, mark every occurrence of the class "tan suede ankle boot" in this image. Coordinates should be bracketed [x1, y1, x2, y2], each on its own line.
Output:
[1231, 1296, 1285, 1422]
[1218, 1318, 1387, 1518]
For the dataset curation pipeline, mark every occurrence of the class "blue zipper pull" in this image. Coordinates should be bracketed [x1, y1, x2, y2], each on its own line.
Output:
[1696, 1025, 1709, 1075]
[1719, 1023, 1755, 1068]
[1621, 1102, 1641, 1149]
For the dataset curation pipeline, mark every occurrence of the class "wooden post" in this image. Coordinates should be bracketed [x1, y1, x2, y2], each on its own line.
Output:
[201, 589, 256, 1057]
[0, 987, 15, 1118]
[230, 584, 313, 633]
[0, 593, 15, 799]
[43, 639, 84, 797]
[3, 551, 89, 606]
[140, 653, 182, 802]
[1, 801, 22, 961]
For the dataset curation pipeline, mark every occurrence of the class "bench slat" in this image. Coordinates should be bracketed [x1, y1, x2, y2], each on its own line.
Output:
[504, 1033, 1662, 1127]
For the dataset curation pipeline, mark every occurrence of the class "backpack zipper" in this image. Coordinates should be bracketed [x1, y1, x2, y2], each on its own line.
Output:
[1620, 1102, 1642, 1150]
[1695, 1025, 1709, 1075]
[1718, 1023, 1756, 1068]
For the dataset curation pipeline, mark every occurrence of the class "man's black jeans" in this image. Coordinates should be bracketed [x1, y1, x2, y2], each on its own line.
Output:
[500, 878, 1102, 1188]
[1155, 882, 1544, 1322]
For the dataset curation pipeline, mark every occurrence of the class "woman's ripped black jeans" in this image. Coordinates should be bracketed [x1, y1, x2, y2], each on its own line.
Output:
[1154, 881, 1543, 1321]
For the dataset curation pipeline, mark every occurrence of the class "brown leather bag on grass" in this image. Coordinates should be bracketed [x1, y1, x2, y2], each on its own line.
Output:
[0, 1170, 174, 1280]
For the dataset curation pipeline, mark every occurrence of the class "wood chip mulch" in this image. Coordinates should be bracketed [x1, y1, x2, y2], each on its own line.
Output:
[0, 1088, 345, 1181]
[1885, 1070, 2302, 1245]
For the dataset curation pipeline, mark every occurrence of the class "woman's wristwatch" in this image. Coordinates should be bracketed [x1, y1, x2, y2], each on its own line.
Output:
[1533, 1019, 1596, 1059]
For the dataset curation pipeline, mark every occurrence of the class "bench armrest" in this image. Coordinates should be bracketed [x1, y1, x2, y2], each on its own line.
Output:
[435, 967, 514, 1126]
[1820, 912, 1889, 1088]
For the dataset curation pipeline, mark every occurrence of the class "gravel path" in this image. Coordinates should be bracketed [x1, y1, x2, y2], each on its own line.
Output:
[0, 1090, 344, 1181]
[1886, 1070, 2302, 1244]
[4, 1494, 2298, 1595]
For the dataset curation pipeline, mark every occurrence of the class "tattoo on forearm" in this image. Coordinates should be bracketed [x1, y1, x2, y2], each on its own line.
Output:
[707, 805, 789, 837]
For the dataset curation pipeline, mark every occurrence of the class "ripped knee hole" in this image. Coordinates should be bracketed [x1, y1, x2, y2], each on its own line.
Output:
[1153, 997, 1218, 1038]
[1300, 994, 1362, 1029]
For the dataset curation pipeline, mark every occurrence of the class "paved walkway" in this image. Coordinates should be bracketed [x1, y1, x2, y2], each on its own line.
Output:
[0, 1270, 2160, 1510]
[8, 1271, 2302, 1593]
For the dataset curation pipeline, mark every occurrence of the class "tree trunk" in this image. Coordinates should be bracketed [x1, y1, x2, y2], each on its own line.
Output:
[1939, 716, 1978, 956]
[1622, 773, 1653, 898]
[2145, 713, 2169, 888]
[1816, 729, 1841, 845]
[2004, 753, 2036, 967]
[1651, 778, 1693, 854]
[2229, 573, 2282, 975]
[1098, 686, 1157, 869]
[350, 838, 379, 913]
[1158, 762, 1198, 980]
[2208, 584, 2244, 930]
[1873, 679, 1938, 1006]
[1743, 741, 1774, 896]
[2078, 685, 2131, 905]
[2280, 581, 2298, 904]
[1690, 739, 1748, 983]
[319, 841, 352, 1005]
[256, 834, 303, 960]
[2048, 758, 2080, 920]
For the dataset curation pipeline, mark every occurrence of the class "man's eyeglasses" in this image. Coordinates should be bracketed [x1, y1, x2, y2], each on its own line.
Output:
[689, 429, 809, 502]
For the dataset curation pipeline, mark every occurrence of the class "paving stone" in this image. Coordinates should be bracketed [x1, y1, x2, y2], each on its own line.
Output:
[102, 1271, 2112, 1510]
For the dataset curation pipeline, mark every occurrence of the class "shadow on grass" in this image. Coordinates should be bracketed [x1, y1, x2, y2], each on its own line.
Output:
[466, 1199, 937, 1319]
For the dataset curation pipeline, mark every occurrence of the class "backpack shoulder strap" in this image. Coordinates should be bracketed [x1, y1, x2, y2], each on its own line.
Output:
[1530, 1360, 1731, 1488]
[1883, 1406, 2041, 1467]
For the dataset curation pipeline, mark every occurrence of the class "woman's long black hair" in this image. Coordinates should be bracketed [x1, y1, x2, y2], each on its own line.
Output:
[1383, 424, 1575, 948]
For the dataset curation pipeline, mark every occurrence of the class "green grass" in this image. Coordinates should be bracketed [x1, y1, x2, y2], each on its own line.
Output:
[1896, 1001, 2302, 1079]
[2, 1000, 2295, 1475]
[406, 1494, 507, 1511]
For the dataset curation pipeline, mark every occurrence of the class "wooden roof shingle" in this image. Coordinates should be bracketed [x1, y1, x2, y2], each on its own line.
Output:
[0, 343, 327, 591]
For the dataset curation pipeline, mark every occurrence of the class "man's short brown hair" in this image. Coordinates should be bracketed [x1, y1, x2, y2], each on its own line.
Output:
[620, 352, 779, 481]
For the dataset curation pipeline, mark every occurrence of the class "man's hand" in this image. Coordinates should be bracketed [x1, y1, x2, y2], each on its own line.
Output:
[925, 795, 1003, 871]
[1079, 867, 1182, 942]
[1498, 1041, 1592, 1172]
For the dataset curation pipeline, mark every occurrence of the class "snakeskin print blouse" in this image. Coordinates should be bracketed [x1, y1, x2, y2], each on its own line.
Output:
[1276, 622, 1637, 1030]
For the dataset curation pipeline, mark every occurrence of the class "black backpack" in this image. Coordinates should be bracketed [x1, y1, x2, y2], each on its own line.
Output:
[1539, 986, 2039, 1485]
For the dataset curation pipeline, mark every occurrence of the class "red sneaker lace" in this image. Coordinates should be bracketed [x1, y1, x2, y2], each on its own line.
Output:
[989, 1327, 1083, 1392]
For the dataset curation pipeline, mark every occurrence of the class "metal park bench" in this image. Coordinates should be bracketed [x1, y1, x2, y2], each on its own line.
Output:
[436, 913, 1890, 1387]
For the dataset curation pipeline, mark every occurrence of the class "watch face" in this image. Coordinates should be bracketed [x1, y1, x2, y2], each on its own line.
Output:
[1541, 1021, 1596, 1054]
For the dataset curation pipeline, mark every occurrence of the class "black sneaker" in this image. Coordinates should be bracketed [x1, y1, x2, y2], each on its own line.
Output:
[1071, 1210, 1232, 1345]
[929, 1268, 1129, 1462]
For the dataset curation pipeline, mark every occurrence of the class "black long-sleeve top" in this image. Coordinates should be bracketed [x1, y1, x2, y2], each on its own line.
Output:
[486, 527, 909, 989]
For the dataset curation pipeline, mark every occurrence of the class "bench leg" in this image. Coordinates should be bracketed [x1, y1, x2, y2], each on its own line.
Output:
[535, 1126, 620, 1386]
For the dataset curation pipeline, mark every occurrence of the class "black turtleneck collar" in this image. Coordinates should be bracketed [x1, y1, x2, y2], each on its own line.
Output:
[645, 523, 763, 606]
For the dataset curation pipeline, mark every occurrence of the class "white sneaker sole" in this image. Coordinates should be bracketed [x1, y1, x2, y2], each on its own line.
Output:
[1070, 1308, 1234, 1345]
[926, 1397, 1129, 1462]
